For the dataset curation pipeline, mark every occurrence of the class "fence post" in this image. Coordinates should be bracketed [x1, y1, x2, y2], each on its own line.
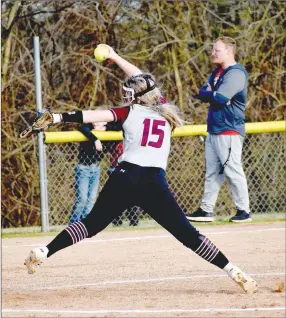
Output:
[33, 36, 49, 232]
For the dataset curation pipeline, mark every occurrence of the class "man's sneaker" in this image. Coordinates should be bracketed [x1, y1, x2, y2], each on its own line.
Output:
[185, 208, 214, 222]
[228, 266, 258, 294]
[24, 247, 48, 274]
[229, 210, 252, 223]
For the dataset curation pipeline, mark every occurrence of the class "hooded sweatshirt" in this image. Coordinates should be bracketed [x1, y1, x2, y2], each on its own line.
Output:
[198, 63, 248, 136]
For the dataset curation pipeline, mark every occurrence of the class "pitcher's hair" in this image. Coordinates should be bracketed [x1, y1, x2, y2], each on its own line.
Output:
[125, 73, 183, 130]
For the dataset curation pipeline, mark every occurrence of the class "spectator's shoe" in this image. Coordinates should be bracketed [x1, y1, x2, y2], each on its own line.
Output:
[229, 210, 252, 223]
[228, 266, 258, 294]
[185, 208, 214, 222]
[24, 247, 48, 274]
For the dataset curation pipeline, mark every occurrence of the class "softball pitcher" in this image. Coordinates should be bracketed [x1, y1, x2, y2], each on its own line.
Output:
[23, 45, 257, 294]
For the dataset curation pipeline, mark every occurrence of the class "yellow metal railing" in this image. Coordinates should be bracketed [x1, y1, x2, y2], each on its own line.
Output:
[44, 121, 285, 143]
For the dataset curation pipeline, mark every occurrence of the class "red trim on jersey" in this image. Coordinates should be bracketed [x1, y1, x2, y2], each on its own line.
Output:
[110, 107, 130, 124]
[160, 96, 167, 103]
[218, 130, 240, 135]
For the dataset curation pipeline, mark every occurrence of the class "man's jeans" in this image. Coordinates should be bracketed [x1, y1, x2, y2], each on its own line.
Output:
[69, 163, 101, 224]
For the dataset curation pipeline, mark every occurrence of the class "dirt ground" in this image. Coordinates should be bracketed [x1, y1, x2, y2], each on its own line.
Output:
[2, 222, 286, 317]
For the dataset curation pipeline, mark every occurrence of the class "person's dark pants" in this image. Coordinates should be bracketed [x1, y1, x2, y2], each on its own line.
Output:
[48, 161, 229, 269]
[84, 162, 207, 250]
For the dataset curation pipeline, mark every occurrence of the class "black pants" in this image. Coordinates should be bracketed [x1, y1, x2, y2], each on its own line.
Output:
[83, 161, 202, 250]
[48, 161, 229, 268]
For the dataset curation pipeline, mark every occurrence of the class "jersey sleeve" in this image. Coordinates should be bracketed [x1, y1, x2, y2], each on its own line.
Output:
[110, 107, 130, 124]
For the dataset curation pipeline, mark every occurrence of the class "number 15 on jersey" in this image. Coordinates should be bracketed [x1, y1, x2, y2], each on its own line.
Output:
[141, 118, 166, 149]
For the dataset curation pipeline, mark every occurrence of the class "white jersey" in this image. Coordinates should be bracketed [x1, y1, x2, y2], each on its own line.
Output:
[110, 104, 171, 170]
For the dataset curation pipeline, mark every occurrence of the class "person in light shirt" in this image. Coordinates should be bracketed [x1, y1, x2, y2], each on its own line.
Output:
[24, 44, 257, 294]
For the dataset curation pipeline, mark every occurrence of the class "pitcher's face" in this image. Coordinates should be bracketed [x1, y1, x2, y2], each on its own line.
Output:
[122, 86, 135, 104]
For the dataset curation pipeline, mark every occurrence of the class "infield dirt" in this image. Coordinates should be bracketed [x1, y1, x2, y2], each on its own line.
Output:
[2, 222, 286, 317]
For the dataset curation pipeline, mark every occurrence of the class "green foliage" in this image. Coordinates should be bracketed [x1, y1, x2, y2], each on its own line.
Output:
[1, 0, 285, 227]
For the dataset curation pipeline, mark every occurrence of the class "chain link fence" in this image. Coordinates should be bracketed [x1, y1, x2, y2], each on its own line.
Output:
[45, 132, 285, 228]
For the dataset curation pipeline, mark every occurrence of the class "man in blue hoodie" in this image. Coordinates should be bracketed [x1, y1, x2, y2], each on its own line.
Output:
[186, 36, 251, 223]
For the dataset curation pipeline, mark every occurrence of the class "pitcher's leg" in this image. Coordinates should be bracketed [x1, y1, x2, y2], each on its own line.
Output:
[139, 177, 257, 293]
[45, 169, 136, 258]
[140, 173, 228, 269]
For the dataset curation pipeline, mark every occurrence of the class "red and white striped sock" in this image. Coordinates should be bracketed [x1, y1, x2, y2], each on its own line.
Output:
[65, 221, 88, 244]
[195, 236, 229, 269]
[47, 221, 88, 258]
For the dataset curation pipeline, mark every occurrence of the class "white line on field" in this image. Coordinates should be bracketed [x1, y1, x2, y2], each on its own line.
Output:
[2, 307, 286, 315]
[2, 227, 285, 248]
[23, 272, 286, 291]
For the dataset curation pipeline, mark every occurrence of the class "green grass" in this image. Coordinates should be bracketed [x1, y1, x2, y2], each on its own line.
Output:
[1, 213, 285, 239]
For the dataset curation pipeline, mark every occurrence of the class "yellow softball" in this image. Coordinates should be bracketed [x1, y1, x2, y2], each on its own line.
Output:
[93, 45, 110, 62]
